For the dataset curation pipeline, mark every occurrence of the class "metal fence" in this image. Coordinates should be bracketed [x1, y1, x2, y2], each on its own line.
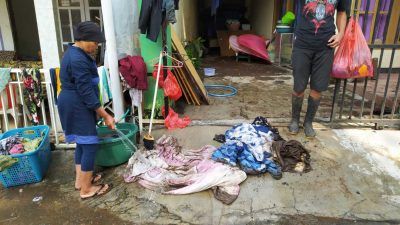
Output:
[329, 0, 400, 128]
[0, 69, 64, 145]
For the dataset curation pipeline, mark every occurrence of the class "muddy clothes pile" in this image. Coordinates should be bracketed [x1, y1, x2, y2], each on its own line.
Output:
[212, 117, 311, 177]
[124, 135, 247, 204]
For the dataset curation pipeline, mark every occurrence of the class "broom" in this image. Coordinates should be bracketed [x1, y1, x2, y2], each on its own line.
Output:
[143, 51, 163, 150]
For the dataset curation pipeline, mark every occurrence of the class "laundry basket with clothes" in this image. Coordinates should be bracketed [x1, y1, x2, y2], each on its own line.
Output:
[0, 125, 51, 188]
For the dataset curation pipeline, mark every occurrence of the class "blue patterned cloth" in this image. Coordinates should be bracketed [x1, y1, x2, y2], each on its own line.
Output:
[212, 123, 282, 177]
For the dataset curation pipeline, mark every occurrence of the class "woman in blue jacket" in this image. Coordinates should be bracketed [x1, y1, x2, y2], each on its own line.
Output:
[58, 21, 114, 199]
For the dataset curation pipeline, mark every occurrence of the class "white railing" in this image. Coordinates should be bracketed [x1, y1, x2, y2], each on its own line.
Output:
[0, 68, 71, 148]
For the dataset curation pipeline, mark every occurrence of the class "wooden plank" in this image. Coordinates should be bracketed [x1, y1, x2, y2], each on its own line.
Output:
[172, 61, 195, 105]
[171, 28, 209, 104]
[176, 65, 200, 105]
[172, 48, 203, 105]
[172, 68, 191, 104]
[367, 0, 380, 44]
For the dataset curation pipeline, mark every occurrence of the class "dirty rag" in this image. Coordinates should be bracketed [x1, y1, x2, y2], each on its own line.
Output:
[271, 140, 311, 173]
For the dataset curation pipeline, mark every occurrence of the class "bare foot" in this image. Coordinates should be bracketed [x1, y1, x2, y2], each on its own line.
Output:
[80, 183, 112, 200]
[75, 173, 103, 190]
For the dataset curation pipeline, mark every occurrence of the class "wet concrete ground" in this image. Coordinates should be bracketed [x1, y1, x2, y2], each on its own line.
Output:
[1, 57, 400, 224]
[1, 126, 399, 225]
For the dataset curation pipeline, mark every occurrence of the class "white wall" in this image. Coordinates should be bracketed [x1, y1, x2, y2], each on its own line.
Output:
[33, 0, 62, 68]
[0, 0, 15, 51]
[173, 0, 198, 43]
[250, 0, 275, 39]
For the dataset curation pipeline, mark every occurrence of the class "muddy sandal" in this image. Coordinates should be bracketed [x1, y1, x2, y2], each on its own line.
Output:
[75, 173, 104, 191]
[80, 183, 113, 200]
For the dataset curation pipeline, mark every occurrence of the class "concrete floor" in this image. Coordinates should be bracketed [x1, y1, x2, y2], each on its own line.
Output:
[1, 126, 399, 225]
[1, 58, 400, 224]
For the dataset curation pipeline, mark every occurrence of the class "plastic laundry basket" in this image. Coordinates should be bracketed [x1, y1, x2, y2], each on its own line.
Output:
[95, 123, 138, 167]
[0, 125, 51, 188]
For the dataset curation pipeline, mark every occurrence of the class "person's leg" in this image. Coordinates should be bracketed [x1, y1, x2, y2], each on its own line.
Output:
[306, 48, 334, 138]
[74, 144, 83, 190]
[289, 47, 313, 134]
[79, 144, 110, 197]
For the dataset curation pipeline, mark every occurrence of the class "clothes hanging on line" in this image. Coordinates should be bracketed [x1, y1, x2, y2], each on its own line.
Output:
[139, 0, 163, 42]
[0, 68, 11, 93]
[119, 55, 148, 90]
[49, 68, 61, 104]
[97, 66, 112, 105]
[163, 0, 177, 24]
[22, 68, 42, 126]
[129, 88, 142, 107]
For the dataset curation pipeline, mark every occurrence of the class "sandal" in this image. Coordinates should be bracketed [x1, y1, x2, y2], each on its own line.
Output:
[80, 183, 113, 200]
[75, 173, 104, 191]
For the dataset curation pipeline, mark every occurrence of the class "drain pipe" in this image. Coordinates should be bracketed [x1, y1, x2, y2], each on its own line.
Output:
[101, 0, 124, 120]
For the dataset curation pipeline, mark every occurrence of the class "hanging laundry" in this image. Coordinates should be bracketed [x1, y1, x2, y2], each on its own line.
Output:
[23, 69, 42, 125]
[163, 0, 177, 24]
[97, 66, 112, 105]
[124, 135, 247, 205]
[129, 89, 142, 107]
[211, 122, 282, 179]
[211, 0, 220, 16]
[139, 0, 163, 42]
[119, 55, 148, 90]
[0, 68, 11, 93]
[49, 68, 61, 104]
[0, 155, 18, 171]
[271, 140, 312, 173]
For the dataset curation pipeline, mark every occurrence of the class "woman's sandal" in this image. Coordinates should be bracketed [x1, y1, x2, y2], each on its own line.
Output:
[75, 173, 104, 191]
[80, 183, 113, 200]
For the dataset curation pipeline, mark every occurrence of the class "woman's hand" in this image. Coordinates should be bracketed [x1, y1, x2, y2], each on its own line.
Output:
[104, 115, 115, 130]
[95, 107, 115, 130]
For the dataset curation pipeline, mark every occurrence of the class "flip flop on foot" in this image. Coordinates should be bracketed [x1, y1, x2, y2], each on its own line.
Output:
[75, 173, 104, 191]
[80, 183, 113, 200]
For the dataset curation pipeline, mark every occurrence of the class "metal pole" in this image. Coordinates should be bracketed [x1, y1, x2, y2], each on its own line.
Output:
[162, 21, 169, 116]
[101, 0, 124, 120]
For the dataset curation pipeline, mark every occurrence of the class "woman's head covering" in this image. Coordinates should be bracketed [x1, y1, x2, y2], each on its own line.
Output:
[73, 21, 105, 43]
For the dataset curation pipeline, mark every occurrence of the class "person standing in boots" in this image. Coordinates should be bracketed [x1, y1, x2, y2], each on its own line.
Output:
[289, 0, 349, 138]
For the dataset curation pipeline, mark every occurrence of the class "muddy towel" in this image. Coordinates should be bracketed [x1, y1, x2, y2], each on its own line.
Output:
[272, 140, 311, 173]
[0, 155, 18, 171]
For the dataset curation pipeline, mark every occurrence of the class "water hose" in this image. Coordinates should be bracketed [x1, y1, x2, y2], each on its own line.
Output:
[205, 84, 238, 97]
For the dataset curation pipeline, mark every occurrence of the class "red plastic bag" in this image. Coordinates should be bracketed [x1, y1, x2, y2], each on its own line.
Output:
[162, 106, 191, 130]
[164, 73, 182, 101]
[331, 18, 373, 79]
[152, 64, 168, 88]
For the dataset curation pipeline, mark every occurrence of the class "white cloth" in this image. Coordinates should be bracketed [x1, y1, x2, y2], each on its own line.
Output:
[129, 88, 142, 107]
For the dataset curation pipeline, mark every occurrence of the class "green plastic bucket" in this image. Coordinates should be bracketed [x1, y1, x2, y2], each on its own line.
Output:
[95, 123, 138, 167]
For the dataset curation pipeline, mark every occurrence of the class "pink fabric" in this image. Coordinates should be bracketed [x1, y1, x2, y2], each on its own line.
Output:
[9, 144, 25, 155]
[237, 34, 270, 62]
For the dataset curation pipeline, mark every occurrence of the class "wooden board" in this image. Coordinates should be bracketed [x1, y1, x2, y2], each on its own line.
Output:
[172, 68, 191, 104]
[171, 28, 209, 104]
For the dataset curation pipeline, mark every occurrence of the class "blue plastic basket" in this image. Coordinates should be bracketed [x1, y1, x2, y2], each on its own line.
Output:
[0, 125, 51, 188]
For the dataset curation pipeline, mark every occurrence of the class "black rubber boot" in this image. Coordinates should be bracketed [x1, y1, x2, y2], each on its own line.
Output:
[304, 96, 321, 138]
[288, 95, 304, 134]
